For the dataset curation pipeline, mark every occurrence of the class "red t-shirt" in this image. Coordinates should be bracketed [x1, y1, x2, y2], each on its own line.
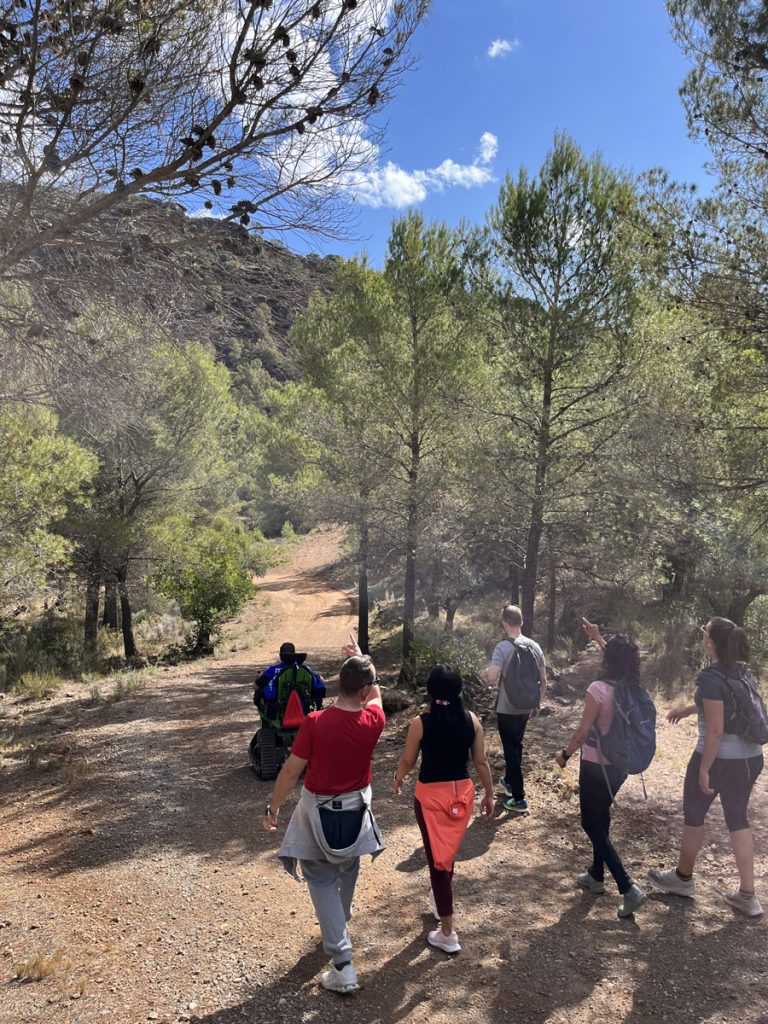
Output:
[290, 703, 386, 794]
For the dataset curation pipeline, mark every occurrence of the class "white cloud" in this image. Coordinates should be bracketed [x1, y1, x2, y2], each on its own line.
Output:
[349, 162, 429, 207]
[347, 132, 499, 209]
[478, 131, 498, 164]
[487, 38, 520, 58]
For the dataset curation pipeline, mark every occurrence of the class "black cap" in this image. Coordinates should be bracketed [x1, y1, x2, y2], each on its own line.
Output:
[279, 642, 296, 660]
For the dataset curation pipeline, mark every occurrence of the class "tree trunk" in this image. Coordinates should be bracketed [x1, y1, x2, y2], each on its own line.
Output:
[725, 588, 766, 626]
[193, 623, 213, 656]
[521, 336, 554, 633]
[103, 573, 119, 629]
[547, 547, 557, 652]
[426, 600, 440, 620]
[444, 600, 458, 633]
[83, 564, 101, 658]
[117, 562, 137, 659]
[508, 562, 520, 607]
[401, 425, 420, 673]
[402, 529, 417, 667]
[358, 522, 370, 655]
[522, 494, 545, 631]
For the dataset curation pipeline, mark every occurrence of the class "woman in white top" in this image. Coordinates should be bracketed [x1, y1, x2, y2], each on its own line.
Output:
[555, 627, 647, 918]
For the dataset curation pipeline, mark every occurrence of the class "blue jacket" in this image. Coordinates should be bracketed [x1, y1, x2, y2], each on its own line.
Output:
[254, 661, 326, 707]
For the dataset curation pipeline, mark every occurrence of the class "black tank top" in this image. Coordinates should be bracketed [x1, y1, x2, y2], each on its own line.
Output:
[418, 710, 475, 783]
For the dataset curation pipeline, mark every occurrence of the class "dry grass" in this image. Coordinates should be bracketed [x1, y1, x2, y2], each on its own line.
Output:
[14, 949, 69, 982]
[12, 671, 66, 701]
[0, 731, 12, 767]
[64, 977, 88, 999]
[65, 756, 90, 785]
[112, 672, 147, 702]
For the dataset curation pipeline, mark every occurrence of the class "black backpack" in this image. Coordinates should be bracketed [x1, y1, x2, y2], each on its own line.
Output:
[499, 638, 542, 709]
[712, 666, 768, 745]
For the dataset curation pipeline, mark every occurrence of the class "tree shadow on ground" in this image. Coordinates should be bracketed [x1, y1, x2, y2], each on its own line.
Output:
[189, 916, 470, 1024]
[0, 651, 352, 876]
[487, 873, 765, 1024]
[177, 852, 768, 1024]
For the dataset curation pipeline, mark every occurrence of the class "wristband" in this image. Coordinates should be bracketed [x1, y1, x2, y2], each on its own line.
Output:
[265, 804, 278, 818]
[560, 748, 571, 763]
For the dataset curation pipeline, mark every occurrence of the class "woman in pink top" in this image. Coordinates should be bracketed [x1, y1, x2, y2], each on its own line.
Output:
[555, 627, 647, 918]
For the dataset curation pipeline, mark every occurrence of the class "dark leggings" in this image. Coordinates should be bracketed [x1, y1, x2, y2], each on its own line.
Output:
[579, 760, 632, 895]
[497, 712, 530, 801]
[683, 750, 764, 831]
[414, 797, 454, 917]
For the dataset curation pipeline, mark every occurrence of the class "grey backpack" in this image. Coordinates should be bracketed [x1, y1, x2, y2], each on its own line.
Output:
[500, 639, 541, 708]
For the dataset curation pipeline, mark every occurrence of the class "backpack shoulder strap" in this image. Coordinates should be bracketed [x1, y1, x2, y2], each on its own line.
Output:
[499, 639, 518, 669]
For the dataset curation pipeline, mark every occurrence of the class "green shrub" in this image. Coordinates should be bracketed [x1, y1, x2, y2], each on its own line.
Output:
[280, 519, 296, 540]
[12, 671, 65, 701]
[152, 515, 267, 655]
[407, 625, 485, 690]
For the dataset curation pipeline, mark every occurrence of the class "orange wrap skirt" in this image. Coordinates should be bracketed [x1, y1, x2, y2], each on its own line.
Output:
[413, 778, 474, 871]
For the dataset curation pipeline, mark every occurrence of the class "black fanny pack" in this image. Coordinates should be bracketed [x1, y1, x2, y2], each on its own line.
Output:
[318, 799, 366, 850]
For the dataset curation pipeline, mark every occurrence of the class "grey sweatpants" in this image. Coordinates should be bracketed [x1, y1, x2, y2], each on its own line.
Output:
[300, 857, 360, 964]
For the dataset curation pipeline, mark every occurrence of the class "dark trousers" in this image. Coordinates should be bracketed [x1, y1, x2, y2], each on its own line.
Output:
[579, 759, 632, 895]
[497, 712, 530, 801]
[414, 796, 454, 917]
[683, 750, 764, 832]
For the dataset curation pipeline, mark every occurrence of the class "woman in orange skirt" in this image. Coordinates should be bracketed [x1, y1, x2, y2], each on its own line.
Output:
[394, 666, 495, 952]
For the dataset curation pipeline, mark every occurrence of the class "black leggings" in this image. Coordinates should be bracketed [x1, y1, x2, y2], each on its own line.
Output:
[579, 760, 632, 895]
[683, 750, 763, 832]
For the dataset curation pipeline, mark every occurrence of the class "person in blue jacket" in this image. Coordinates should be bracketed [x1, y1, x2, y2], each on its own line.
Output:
[253, 641, 326, 720]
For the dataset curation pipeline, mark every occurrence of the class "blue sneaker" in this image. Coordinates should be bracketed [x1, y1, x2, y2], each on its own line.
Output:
[503, 797, 529, 815]
[498, 776, 515, 797]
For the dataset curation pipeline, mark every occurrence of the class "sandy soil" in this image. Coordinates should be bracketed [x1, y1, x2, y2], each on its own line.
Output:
[1, 528, 767, 1024]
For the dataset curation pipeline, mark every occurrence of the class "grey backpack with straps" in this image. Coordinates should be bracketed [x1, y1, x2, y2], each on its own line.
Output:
[500, 638, 541, 708]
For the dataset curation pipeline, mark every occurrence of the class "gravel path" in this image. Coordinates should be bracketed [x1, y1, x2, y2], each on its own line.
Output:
[1, 530, 766, 1024]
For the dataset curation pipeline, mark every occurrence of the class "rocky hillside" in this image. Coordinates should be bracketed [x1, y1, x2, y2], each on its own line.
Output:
[164, 207, 342, 380]
[37, 194, 342, 383]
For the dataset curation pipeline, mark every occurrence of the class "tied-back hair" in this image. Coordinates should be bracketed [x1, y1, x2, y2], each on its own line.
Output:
[602, 634, 641, 686]
[425, 665, 470, 745]
[706, 617, 750, 669]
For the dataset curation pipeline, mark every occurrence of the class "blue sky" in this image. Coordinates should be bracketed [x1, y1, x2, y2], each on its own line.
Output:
[291, 0, 714, 262]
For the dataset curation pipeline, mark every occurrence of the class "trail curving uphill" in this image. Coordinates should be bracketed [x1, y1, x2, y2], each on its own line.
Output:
[1, 529, 766, 1024]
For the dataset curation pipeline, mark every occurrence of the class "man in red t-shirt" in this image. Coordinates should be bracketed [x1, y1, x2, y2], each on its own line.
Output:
[262, 639, 385, 994]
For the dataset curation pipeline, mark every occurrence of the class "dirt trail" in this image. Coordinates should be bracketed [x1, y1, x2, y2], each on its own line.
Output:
[1, 530, 767, 1024]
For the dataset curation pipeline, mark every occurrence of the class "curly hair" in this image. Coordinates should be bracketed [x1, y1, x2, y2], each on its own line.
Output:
[602, 634, 641, 685]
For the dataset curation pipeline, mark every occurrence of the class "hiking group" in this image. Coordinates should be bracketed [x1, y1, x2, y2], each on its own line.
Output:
[257, 606, 767, 994]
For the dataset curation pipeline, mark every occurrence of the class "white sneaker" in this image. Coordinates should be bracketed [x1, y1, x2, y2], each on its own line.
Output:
[724, 890, 764, 917]
[576, 871, 605, 894]
[647, 867, 695, 898]
[427, 926, 461, 953]
[618, 883, 648, 919]
[320, 962, 359, 993]
[428, 889, 441, 922]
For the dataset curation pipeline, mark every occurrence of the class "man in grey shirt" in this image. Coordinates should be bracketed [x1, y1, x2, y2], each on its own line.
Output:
[484, 605, 547, 813]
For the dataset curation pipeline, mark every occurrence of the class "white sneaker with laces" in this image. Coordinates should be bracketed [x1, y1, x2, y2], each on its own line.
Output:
[647, 867, 695, 898]
[320, 963, 359, 994]
[618, 883, 648, 919]
[724, 890, 764, 917]
[427, 926, 461, 953]
[576, 871, 605, 894]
